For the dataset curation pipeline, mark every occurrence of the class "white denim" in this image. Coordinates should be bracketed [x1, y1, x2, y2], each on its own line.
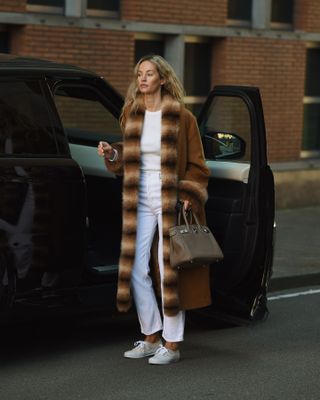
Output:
[131, 170, 185, 342]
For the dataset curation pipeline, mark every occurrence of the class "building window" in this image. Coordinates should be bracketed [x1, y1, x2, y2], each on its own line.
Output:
[26, 0, 64, 14]
[271, 0, 294, 29]
[227, 0, 252, 27]
[86, 0, 119, 17]
[0, 29, 10, 53]
[302, 47, 320, 158]
[134, 34, 164, 64]
[184, 38, 212, 117]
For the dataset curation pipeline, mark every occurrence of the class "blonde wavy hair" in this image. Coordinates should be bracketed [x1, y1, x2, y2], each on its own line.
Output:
[120, 54, 185, 128]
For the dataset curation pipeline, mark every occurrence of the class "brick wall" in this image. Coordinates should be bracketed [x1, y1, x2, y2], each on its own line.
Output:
[295, 0, 320, 33]
[2, 0, 319, 162]
[122, 0, 227, 26]
[11, 25, 134, 95]
[1, 0, 320, 35]
[211, 37, 306, 162]
[0, 0, 25, 12]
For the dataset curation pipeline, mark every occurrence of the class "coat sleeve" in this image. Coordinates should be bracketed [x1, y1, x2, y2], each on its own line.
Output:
[104, 142, 124, 176]
[178, 113, 210, 212]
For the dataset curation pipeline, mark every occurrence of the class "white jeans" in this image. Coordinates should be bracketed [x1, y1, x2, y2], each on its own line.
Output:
[131, 170, 185, 342]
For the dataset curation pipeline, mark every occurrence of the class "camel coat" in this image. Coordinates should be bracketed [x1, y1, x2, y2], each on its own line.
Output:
[105, 95, 211, 316]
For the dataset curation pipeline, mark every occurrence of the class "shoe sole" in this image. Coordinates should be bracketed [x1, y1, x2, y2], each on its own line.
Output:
[124, 352, 157, 359]
[148, 357, 180, 365]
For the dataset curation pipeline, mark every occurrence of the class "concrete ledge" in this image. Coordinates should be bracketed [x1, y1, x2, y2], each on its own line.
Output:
[269, 273, 320, 292]
[0, 11, 320, 42]
[271, 160, 320, 209]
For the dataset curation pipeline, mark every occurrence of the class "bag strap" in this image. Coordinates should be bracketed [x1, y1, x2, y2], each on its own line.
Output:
[190, 209, 201, 228]
[181, 207, 201, 229]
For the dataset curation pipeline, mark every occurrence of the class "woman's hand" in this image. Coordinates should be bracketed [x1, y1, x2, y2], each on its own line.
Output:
[97, 141, 114, 159]
[182, 200, 191, 210]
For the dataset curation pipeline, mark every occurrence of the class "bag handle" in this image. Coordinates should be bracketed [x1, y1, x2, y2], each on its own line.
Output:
[178, 207, 201, 229]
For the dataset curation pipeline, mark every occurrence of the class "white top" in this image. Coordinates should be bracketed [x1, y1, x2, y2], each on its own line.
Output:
[140, 110, 161, 171]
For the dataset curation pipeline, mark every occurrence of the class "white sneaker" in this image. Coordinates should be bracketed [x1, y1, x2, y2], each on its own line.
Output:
[124, 340, 162, 359]
[148, 345, 180, 365]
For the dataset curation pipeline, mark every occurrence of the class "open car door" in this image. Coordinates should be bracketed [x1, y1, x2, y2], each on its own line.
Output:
[198, 86, 275, 324]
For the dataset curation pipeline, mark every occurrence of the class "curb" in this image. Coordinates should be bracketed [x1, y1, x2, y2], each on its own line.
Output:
[269, 273, 320, 292]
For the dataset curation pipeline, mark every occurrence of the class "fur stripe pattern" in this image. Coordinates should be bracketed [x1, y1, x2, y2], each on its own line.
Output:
[116, 95, 181, 316]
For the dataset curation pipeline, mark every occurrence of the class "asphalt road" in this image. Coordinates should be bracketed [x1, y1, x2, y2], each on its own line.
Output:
[1, 287, 320, 400]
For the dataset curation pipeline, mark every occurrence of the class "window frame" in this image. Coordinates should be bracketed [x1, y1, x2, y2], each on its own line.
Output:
[183, 36, 212, 117]
[270, 0, 294, 31]
[134, 33, 165, 63]
[270, 21, 293, 30]
[301, 43, 320, 158]
[86, 8, 119, 18]
[226, 0, 252, 28]
[0, 26, 10, 54]
[26, 0, 64, 14]
[86, 0, 120, 18]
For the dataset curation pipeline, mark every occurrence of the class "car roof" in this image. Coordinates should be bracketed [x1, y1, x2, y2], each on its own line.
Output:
[0, 53, 98, 78]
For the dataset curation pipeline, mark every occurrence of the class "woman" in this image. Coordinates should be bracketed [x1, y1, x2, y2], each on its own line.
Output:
[97, 55, 211, 365]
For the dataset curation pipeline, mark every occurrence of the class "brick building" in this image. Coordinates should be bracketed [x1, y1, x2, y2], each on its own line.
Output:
[0, 0, 319, 163]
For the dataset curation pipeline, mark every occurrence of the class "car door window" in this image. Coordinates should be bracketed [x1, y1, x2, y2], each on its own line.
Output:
[54, 84, 122, 145]
[0, 80, 59, 156]
[53, 83, 122, 268]
[199, 95, 251, 163]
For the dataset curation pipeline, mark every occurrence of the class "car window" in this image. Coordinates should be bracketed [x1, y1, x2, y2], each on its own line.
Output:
[54, 84, 122, 145]
[0, 80, 59, 157]
[199, 95, 251, 162]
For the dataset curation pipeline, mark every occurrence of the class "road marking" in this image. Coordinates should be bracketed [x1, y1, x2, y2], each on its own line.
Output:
[268, 288, 320, 301]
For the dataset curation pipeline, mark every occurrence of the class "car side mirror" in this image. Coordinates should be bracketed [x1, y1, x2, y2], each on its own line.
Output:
[203, 131, 246, 160]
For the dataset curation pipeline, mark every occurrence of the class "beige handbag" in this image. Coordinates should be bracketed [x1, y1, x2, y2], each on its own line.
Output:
[169, 207, 224, 270]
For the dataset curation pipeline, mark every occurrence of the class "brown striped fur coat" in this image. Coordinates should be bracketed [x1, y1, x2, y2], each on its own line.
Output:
[105, 95, 211, 316]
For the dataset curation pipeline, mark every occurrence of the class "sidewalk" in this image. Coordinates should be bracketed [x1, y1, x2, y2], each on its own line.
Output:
[269, 206, 320, 291]
[271, 160, 320, 209]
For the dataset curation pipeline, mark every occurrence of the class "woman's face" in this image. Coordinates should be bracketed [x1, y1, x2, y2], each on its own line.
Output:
[137, 61, 164, 95]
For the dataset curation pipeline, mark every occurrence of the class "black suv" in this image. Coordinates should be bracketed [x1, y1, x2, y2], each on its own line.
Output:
[0, 55, 274, 324]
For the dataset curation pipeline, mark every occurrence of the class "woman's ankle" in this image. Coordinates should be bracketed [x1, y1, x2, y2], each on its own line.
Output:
[144, 333, 160, 343]
[165, 342, 179, 351]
